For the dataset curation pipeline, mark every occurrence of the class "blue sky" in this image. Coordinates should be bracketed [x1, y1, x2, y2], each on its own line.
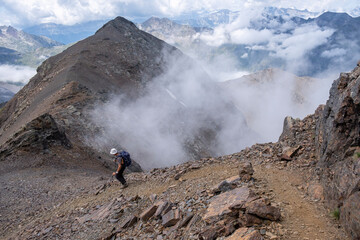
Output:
[0, 0, 359, 27]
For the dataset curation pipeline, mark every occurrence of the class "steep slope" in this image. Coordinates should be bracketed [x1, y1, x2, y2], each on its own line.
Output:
[0, 16, 254, 236]
[0, 16, 177, 170]
[2, 28, 358, 240]
[278, 62, 360, 238]
[0, 16, 254, 168]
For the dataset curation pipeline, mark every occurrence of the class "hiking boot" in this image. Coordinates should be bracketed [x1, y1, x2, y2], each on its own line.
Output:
[121, 183, 128, 189]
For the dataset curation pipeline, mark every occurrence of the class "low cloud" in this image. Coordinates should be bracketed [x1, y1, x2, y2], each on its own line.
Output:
[198, 8, 271, 47]
[230, 28, 273, 45]
[198, 21, 334, 63]
[89, 50, 257, 170]
[224, 70, 334, 142]
[269, 24, 334, 61]
[193, 16, 336, 76]
[0, 65, 35, 86]
[321, 48, 347, 58]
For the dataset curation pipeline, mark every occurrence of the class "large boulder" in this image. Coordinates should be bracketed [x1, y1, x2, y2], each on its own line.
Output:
[203, 187, 254, 222]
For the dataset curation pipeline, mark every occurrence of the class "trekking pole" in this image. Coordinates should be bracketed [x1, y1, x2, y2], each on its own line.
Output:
[108, 174, 114, 185]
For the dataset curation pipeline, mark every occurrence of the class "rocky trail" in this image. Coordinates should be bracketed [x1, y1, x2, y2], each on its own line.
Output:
[254, 165, 347, 240]
[5, 141, 350, 240]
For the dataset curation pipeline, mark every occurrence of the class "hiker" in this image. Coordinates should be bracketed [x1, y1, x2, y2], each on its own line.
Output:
[110, 148, 129, 188]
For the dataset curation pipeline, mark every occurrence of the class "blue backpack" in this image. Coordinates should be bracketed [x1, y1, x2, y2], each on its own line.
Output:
[119, 151, 132, 167]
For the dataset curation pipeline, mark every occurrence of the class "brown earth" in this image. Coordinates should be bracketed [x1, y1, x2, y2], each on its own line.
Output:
[254, 165, 347, 240]
[2, 144, 350, 239]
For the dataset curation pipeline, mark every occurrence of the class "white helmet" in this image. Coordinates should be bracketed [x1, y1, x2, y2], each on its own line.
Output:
[110, 148, 118, 155]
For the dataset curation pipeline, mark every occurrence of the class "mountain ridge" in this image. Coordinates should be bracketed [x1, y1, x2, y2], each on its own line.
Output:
[0, 25, 62, 53]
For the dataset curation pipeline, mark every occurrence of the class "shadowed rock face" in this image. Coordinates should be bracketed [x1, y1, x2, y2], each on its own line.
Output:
[316, 63, 360, 239]
[0, 113, 71, 157]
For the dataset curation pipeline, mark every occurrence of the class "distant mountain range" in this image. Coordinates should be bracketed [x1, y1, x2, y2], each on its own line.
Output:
[0, 26, 68, 67]
[138, 11, 360, 77]
[137, 17, 212, 49]
[0, 86, 14, 103]
[13, 7, 321, 46]
[23, 20, 109, 44]
[174, 7, 320, 28]
[0, 26, 68, 103]
[0, 26, 62, 52]
[1, 7, 360, 86]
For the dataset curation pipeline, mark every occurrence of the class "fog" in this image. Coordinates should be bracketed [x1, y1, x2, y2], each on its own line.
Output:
[223, 70, 334, 142]
[89, 52, 258, 170]
[88, 10, 358, 169]
[171, 10, 351, 143]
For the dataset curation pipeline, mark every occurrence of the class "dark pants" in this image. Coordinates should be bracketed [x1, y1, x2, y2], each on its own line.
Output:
[115, 164, 126, 185]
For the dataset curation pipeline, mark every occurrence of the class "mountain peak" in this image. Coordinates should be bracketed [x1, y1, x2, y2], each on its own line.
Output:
[95, 16, 138, 35]
[318, 11, 352, 20]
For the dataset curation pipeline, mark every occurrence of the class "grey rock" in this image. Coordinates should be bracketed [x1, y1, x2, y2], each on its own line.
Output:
[140, 204, 158, 221]
[162, 209, 181, 227]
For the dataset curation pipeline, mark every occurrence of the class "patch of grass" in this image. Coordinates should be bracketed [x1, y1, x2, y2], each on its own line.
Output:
[330, 208, 340, 220]
[354, 152, 360, 159]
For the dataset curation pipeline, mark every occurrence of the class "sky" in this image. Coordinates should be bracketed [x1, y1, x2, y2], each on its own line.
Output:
[0, 0, 359, 27]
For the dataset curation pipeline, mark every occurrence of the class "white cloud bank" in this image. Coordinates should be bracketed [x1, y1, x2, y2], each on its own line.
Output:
[89, 51, 257, 169]
[224, 70, 334, 142]
[0, 65, 35, 85]
[0, 0, 359, 27]
[270, 24, 334, 61]
[321, 48, 347, 58]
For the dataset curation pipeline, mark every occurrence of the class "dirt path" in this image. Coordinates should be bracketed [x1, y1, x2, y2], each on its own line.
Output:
[254, 165, 349, 240]
[3, 158, 351, 240]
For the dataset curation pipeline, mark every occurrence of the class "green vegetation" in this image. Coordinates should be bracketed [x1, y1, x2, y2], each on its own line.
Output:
[330, 208, 340, 220]
[354, 152, 360, 159]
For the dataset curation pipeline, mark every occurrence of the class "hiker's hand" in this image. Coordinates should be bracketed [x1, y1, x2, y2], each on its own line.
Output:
[112, 172, 116, 176]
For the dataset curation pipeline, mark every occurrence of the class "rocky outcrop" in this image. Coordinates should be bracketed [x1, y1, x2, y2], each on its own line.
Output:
[278, 62, 360, 238]
[315, 63, 360, 239]
[0, 113, 71, 157]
